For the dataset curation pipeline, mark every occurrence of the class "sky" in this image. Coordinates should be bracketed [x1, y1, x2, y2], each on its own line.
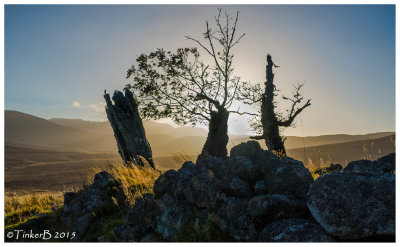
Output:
[4, 5, 395, 136]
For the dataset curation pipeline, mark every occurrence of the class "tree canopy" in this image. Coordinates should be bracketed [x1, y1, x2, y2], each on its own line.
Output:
[125, 9, 251, 127]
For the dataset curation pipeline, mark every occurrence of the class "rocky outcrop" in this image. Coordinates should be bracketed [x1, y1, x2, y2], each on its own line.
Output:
[307, 171, 395, 240]
[104, 89, 154, 168]
[63, 143, 395, 242]
[62, 171, 128, 241]
[231, 141, 314, 200]
[343, 153, 395, 173]
[115, 141, 320, 242]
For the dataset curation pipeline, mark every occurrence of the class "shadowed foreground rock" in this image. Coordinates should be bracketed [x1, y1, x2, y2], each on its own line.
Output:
[343, 153, 395, 173]
[116, 141, 324, 242]
[62, 142, 394, 242]
[62, 172, 128, 241]
[104, 89, 154, 168]
[307, 171, 395, 240]
[259, 218, 336, 242]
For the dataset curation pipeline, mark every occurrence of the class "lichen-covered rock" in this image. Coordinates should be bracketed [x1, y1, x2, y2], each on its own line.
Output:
[215, 176, 253, 198]
[183, 172, 217, 209]
[155, 193, 193, 241]
[153, 170, 177, 197]
[230, 140, 263, 159]
[253, 180, 268, 194]
[126, 194, 157, 239]
[230, 141, 313, 200]
[259, 218, 336, 242]
[307, 172, 395, 240]
[262, 158, 314, 200]
[343, 153, 395, 173]
[195, 157, 224, 173]
[248, 194, 308, 224]
[63, 171, 128, 241]
[171, 163, 198, 199]
[219, 156, 261, 183]
[218, 196, 257, 241]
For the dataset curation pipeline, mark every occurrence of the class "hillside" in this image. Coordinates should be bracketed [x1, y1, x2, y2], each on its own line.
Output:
[287, 134, 395, 169]
[5, 111, 117, 152]
[6, 110, 395, 157]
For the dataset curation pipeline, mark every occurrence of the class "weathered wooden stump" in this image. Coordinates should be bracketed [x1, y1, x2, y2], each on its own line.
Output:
[104, 89, 155, 169]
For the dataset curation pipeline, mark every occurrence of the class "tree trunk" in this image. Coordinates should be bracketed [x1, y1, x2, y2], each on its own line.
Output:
[261, 54, 286, 156]
[104, 89, 155, 169]
[200, 108, 229, 158]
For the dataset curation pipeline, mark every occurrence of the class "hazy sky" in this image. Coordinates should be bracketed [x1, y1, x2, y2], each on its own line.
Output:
[5, 5, 395, 136]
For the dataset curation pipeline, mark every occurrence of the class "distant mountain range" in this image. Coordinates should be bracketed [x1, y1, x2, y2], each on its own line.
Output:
[5, 110, 395, 159]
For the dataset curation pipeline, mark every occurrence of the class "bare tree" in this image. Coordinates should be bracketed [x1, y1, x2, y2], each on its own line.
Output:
[125, 9, 254, 158]
[238, 54, 311, 156]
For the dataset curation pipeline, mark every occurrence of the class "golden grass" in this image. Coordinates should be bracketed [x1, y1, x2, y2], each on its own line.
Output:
[81, 161, 162, 204]
[5, 161, 163, 228]
[5, 192, 65, 227]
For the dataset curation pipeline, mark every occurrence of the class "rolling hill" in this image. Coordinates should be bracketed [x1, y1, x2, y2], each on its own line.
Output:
[5, 110, 395, 156]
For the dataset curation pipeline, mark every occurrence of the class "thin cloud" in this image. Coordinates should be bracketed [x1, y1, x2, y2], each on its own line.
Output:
[72, 101, 81, 108]
[90, 102, 106, 113]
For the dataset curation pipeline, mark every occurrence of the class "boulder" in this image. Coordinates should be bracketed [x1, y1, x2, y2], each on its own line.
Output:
[307, 172, 395, 240]
[218, 196, 257, 241]
[219, 156, 261, 183]
[248, 194, 309, 224]
[171, 163, 198, 199]
[259, 218, 336, 242]
[63, 171, 128, 240]
[215, 176, 253, 198]
[230, 141, 314, 200]
[153, 170, 178, 197]
[343, 153, 395, 173]
[183, 172, 217, 209]
[253, 180, 268, 194]
[126, 194, 157, 239]
[155, 193, 193, 241]
[195, 157, 224, 173]
[230, 140, 264, 159]
[262, 158, 314, 200]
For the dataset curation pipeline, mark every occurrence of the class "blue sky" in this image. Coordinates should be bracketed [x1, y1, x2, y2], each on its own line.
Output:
[4, 5, 395, 136]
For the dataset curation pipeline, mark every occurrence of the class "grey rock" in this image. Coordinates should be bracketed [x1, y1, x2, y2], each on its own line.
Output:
[261, 158, 314, 200]
[343, 153, 395, 173]
[259, 218, 336, 242]
[220, 156, 260, 183]
[195, 157, 224, 173]
[171, 165, 198, 199]
[126, 194, 157, 239]
[230, 141, 263, 159]
[155, 193, 193, 241]
[93, 171, 115, 189]
[183, 172, 217, 209]
[62, 171, 128, 241]
[215, 176, 253, 198]
[307, 172, 395, 239]
[153, 170, 177, 197]
[218, 196, 257, 241]
[253, 180, 268, 194]
[248, 194, 308, 224]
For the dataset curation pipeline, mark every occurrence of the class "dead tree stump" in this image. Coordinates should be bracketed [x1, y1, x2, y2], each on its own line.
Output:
[104, 89, 155, 169]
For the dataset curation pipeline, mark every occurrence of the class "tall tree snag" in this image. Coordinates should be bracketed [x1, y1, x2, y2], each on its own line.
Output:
[238, 54, 311, 156]
[104, 89, 155, 169]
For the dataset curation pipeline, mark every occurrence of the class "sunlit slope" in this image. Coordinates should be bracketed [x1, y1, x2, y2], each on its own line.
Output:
[5, 110, 116, 152]
[6, 110, 394, 156]
[287, 134, 395, 169]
